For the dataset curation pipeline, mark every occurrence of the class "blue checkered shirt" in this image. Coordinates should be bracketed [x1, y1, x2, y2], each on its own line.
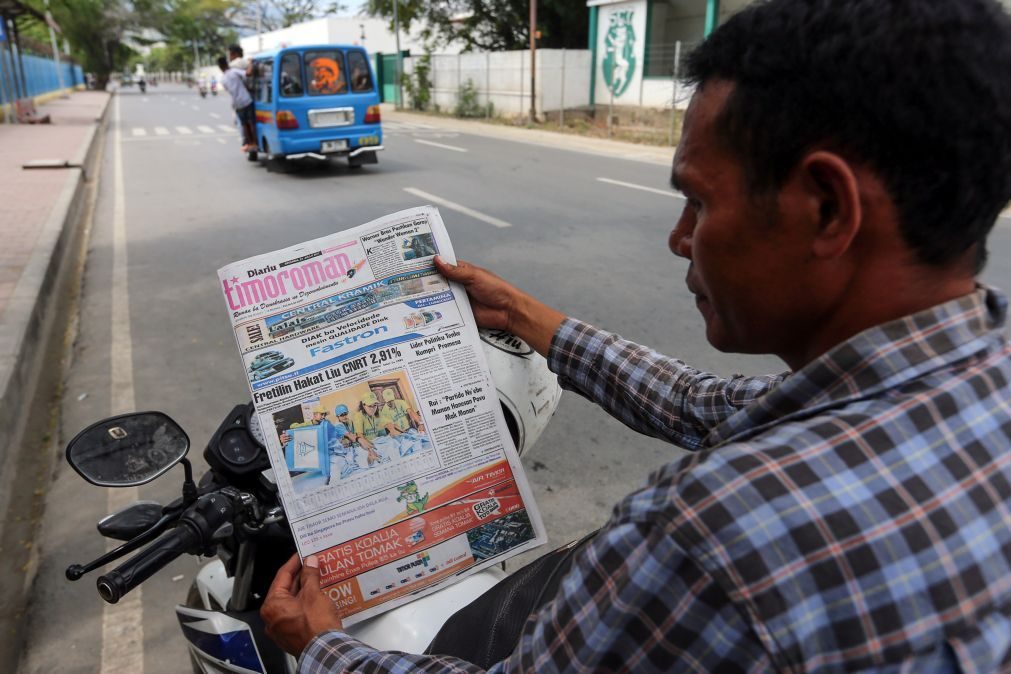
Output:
[300, 287, 1011, 673]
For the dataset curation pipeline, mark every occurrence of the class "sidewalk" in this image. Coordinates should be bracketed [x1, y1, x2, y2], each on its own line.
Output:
[0, 90, 109, 666]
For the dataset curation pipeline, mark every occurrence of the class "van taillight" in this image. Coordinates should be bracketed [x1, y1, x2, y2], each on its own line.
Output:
[365, 105, 381, 124]
[277, 111, 299, 129]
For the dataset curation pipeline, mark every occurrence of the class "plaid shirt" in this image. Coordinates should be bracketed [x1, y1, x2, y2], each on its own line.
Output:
[300, 287, 1011, 673]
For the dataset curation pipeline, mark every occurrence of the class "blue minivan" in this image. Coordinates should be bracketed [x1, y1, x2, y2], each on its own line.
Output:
[250, 45, 383, 167]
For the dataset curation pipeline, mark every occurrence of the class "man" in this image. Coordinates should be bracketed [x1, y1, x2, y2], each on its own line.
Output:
[350, 392, 388, 466]
[378, 389, 425, 436]
[261, 0, 1011, 671]
[216, 55, 256, 153]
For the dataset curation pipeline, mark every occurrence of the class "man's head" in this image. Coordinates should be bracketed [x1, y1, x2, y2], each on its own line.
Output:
[670, 0, 1011, 368]
[683, 0, 1011, 272]
[382, 389, 396, 404]
[361, 392, 379, 413]
[216, 55, 229, 73]
[228, 44, 243, 59]
[334, 404, 350, 420]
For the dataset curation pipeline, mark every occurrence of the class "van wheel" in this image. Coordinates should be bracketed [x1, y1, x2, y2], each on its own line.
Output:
[262, 140, 290, 173]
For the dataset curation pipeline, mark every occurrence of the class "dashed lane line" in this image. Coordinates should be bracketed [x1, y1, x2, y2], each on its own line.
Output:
[130, 127, 147, 137]
[197, 125, 216, 134]
[154, 126, 169, 136]
[403, 187, 511, 228]
[596, 177, 680, 198]
[413, 138, 467, 153]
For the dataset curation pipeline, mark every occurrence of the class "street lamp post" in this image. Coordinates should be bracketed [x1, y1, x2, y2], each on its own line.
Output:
[529, 0, 536, 121]
[394, 0, 403, 109]
[43, 0, 66, 96]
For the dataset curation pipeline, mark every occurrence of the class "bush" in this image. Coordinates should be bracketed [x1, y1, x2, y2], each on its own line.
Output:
[454, 78, 492, 118]
[402, 53, 433, 111]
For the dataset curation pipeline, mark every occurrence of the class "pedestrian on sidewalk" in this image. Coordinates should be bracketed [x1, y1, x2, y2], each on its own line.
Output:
[217, 56, 256, 153]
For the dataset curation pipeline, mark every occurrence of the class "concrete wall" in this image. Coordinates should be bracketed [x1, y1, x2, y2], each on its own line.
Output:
[404, 49, 593, 117]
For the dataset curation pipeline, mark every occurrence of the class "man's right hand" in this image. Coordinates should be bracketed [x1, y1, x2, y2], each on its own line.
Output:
[434, 256, 564, 357]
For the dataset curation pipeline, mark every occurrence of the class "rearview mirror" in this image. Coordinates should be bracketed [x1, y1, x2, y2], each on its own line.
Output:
[66, 412, 189, 487]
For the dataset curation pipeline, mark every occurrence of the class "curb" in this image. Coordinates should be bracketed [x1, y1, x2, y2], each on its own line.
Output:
[0, 92, 111, 573]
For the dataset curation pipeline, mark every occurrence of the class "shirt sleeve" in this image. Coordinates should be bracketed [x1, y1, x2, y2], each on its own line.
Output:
[547, 318, 787, 450]
[297, 522, 772, 673]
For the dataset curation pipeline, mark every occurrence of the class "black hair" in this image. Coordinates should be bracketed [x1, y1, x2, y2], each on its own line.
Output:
[216, 55, 229, 70]
[685, 0, 1011, 270]
[229, 44, 243, 57]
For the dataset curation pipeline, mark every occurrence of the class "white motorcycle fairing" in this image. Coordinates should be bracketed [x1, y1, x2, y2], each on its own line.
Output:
[180, 559, 507, 672]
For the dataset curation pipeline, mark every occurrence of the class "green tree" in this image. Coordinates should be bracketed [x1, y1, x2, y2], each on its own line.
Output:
[365, 0, 587, 51]
[22, 0, 138, 88]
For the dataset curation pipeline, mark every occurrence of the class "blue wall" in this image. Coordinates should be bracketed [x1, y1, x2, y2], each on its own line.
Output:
[0, 53, 83, 104]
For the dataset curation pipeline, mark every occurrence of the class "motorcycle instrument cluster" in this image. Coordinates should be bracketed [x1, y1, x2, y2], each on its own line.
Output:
[204, 403, 270, 479]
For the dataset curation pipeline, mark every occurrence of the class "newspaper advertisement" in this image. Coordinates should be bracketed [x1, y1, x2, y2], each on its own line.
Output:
[217, 206, 546, 625]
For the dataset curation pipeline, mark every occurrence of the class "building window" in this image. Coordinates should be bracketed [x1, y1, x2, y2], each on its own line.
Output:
[644, 0, 705, 78]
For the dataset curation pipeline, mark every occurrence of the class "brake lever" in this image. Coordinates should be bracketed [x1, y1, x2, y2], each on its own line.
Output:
[65, 511, 177, 581]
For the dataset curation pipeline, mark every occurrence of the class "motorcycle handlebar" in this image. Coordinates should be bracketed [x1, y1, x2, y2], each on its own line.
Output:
[97, 523, 200, 603]
[96, 491, 239, 603]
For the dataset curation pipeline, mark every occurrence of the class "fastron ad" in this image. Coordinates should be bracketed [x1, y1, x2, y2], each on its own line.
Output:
[218, 207, 546, 626]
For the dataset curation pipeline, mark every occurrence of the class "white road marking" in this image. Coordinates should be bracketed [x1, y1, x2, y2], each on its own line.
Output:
[216, 138, 227, 144]
[105, 95, 144, 674]
[413, 138, 467, 153]
[217, 125, 237, 133]
[209, 112, 221, 119]
[175, 126, 193, 135]
[403, 188, 511, 228]
[130, 128, 147, 137]
[191, 105, 200, 111]
[596, 177, 680, 198]
[197, 125, 215, 134]
[142, 98, 149, 103]
[154, 126, 169, 136]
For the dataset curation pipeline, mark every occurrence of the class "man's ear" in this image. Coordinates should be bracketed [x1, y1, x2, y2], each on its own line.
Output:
[798, 151, 862, 259]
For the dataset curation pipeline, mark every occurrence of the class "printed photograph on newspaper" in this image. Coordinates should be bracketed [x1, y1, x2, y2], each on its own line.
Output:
[217, 206, 546, 625]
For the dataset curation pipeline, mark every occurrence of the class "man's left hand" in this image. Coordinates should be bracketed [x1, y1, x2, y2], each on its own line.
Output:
[261, 554, 343, 656]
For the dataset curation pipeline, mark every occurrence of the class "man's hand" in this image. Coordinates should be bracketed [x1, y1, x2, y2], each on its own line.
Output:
[261, 554, 343, 656]
[434, 256, 565, 356]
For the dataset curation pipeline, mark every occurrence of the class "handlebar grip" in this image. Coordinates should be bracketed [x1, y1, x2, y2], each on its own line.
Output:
[97, 523, 200, 604]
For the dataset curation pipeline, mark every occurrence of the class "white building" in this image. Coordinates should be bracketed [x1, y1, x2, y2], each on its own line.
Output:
[239, 16, 463, 58]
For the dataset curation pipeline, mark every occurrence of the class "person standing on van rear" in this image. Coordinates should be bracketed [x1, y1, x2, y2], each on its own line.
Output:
[217, 56, 256, 153]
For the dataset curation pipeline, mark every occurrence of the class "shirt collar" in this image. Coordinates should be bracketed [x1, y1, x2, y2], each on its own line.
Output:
[706, 286, 1008, 447]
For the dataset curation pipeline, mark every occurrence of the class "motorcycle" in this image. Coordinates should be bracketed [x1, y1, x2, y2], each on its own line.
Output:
[198, 82, 208, 99]
[138, 80, 147, 94]
[65, 331, 562, 673]
[210, 81, 219, 97]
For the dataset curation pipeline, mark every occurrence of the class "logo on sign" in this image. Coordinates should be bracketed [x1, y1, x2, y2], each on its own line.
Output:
[602, 10, 637, 97]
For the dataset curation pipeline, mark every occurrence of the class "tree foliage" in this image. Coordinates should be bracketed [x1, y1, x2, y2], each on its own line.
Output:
[364, 0, 588, 51]
[234, 0, 347, 32]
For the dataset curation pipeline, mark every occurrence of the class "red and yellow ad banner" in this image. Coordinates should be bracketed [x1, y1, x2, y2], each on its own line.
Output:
[317, 477, 523, 587]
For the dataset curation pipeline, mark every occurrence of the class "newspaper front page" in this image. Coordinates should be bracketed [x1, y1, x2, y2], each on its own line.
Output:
[217, 207, 545, 625]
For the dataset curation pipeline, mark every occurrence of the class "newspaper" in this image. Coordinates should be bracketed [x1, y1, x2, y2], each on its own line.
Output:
[217, 206, 546, 625]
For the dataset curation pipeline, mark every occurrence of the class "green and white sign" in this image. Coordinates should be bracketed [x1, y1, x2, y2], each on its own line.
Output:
[602, 9, 637, 97]
[592, 0, 648, 104]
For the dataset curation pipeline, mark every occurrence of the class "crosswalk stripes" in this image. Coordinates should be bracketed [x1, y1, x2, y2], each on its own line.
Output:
[197, 125, 215, 134]
[154, 127, 169, 136]
[130, 128, 147, 137]
[175, 126, 193, 135]
[217, 125, 237, 133]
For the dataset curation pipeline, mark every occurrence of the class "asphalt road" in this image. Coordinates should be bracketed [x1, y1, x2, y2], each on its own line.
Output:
[18, 83, 1011, 673]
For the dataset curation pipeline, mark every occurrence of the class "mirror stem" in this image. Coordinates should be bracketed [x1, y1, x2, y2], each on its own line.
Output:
[180, 458, 198, 505]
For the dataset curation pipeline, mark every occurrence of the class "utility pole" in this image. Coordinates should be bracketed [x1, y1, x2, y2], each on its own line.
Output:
[529, 0, 537, 121]
[394, 0, 403, 109]
[43, 0, 66, 96]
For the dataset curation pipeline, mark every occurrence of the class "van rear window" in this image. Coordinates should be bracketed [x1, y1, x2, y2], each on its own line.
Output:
[280, 53, 304, 96]
[304, 50, 347, 96]
[347, 51, 374, 92]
